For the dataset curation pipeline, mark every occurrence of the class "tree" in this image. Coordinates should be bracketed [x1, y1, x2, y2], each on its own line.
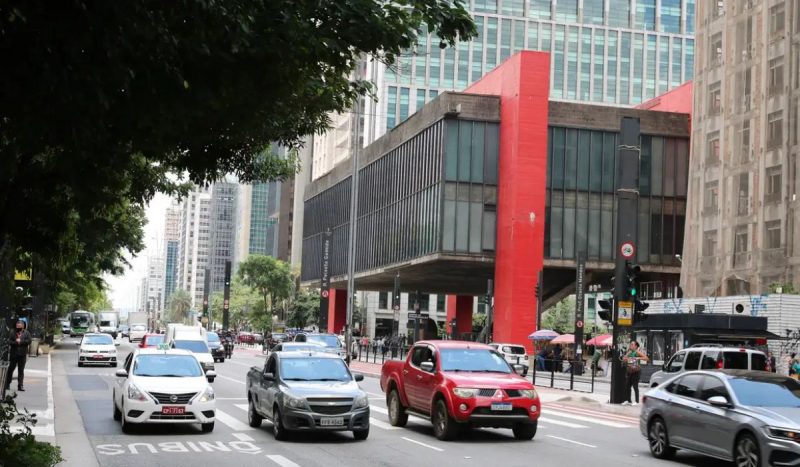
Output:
[287, 288, 320, 329]
[0, 1, 476, 304]
[210, 277, 264, 330]
[541, 296, 576, 334]
[166, 289, 192, 325]
[237, 255, 294, 320]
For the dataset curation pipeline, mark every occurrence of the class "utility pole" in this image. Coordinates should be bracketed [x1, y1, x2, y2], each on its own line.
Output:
[392, 274, 401, 336]
[222, 261, 231, 331]
[202, 269, 211, 330]
[344, 96, 363, 365]
[485, 279, 494, 343]
[610, 117, 641, 404]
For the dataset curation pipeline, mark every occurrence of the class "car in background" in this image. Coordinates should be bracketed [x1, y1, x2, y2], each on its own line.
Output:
[381, 340, 540, 441]
[60, 320, 71, 335]
[649, 345, 768, 387]
[129, 323, 147, 343]
[253, 333, 264, 344]
[119, 324, 129, 339]
[139, 334, 165, 349]
[271, 342, 326, 353]
[113, 348, 216, 433]
[78, 333, 118, 367]
[246, 351, 369, 440]
[294, 333, 345, 359]
[489, 343, 529, 376]
[207, 332, 226, 363]
[642, 370, 800, 465]
[237, 332, 255, 345]
[266, 333, 289, 351]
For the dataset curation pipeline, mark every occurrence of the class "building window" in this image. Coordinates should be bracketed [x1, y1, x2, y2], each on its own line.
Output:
[737, 173, 750, 216]
[738, 120, 751, 162]
[769, 57, 784, 95]
[706, 131, 720, 163]
[703, 231, 717, 257]
[635, 0, 656, 30]
[582, 0, 604, 25]
[608, 0, 630, 28]
[555, 0, 578, 23]
[734, 226, 749, 269]
[529, 0, 551, 19]
[770, 3, 785, 37]
[768, 111, 783, 148]
[378, 292, 388, 309]
[709, 32, 723, 67]
[712, 0, 724, 19]
[765, 220, 782, 249]
[766, 165, 782, 203]
[660, 0, 681, 33]
[704, 181, 719, 212]
[736, 17, 754, 63]
[708, 82, 721, 115]
[436, 294, 446, 312]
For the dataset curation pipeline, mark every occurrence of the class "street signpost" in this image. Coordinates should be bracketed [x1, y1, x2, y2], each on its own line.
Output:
[574, 253, 586, 357]
[617, 301, 633, 326]
[202, 268, 211, 331]
[318, 228, 332, 332]
[222, 261, 231, 331]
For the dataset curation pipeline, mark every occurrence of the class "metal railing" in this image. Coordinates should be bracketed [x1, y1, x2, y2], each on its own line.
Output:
[531, 358, 596, 393]
[354, 343, 409, 365]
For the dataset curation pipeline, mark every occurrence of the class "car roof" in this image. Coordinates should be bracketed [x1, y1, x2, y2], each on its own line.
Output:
[283, 341, 324, 346]
[416, 340, 494, 350]
[82, 333, 113, 338]
[133, 348, 194, 356]
[490, 342, 525, 347]
[681, 346, 765, 353]
[276, 350, 341, 359]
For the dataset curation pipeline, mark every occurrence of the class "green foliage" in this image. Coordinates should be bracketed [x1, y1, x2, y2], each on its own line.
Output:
[210, 278, 264, 330]
[287, 288, 320, 329]
[237, 255, 294, 314]
[0, 395, 63, 467]
[166, 289, 192, 325]
[541, 296, 576, 334]
[472, 313, 486, 332]
[770, 282, 798, 294]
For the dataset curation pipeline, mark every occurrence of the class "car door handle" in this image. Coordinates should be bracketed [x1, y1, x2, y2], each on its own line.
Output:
[403, 370, 409, 375]
[416, 375, 423, 380]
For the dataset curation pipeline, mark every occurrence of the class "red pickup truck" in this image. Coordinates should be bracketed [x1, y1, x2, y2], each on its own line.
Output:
[380, 340, 540, 441]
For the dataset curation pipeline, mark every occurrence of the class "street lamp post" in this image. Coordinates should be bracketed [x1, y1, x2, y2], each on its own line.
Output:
[344, 95, 364, 365]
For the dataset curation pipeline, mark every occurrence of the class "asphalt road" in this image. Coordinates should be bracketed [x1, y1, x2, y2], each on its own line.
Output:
[54, 339, 735, 467]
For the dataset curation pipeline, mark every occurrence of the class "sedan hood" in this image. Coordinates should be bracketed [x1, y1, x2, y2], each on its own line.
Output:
[741, 406, 800, 428]
[282, 380, 363, 398]
[81, 345, 116, 352]
[130, 375, 208, 394]
[444, 372, 533, 388]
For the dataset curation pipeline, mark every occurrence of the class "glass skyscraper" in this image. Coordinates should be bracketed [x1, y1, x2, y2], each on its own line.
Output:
[364, 0, 695, 141]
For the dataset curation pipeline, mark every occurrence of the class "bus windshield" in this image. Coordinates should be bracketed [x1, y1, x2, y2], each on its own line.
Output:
[71, 314, 92, 327]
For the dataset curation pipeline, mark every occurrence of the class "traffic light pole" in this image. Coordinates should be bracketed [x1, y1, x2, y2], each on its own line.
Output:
[610, 117, 640, 405]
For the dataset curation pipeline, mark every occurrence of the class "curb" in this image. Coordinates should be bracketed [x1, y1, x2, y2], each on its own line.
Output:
[51, 350, 100, 467]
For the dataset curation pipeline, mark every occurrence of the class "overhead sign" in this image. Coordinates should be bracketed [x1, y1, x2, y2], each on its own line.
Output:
[617, 300, 633, 326]
[620, 242, 635, 259]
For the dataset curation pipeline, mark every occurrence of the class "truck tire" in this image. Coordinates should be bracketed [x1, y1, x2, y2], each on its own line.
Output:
[432, 399, 460, 441]
[273, 407, 289, 441]
[387, 389, 408, 427]
[512, 421, 537, 440]
[248, 398, 263, 428]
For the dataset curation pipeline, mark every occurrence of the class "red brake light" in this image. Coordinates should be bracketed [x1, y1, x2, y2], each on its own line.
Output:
[739, 348, 746, 352]
[716, 359, 724, 369]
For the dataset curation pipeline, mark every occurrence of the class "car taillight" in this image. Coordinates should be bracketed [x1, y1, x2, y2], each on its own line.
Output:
[716, 359, 724, 369]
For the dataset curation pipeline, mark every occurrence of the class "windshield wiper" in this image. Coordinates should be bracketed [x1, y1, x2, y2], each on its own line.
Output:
[284, 377, 312, 381]
[313, 378, 347, 381]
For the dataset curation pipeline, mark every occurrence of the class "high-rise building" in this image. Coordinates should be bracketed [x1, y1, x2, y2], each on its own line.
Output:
[146, 254, 165, 316]
[681, 0, 800, 296]
[209, 180, 238, 292]
[291, 139, 314, 269]
[162, 203, 181, 308]
[177, 187, 212, 308]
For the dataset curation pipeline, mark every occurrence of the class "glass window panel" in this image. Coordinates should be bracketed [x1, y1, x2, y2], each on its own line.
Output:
[602, 132, 615, 193]
[676, 139, 688, 196]
[458, 41, 469, 89]
[609, 0, 630, 28]
[671, 38, 683, 87]
[471, 122, 485, 183]
[530, 0, 552, 20]
[588, 196, 601, 257]
[553, 25, 565, 98]
[583, 0, 605, 24]
[651, 137, 663, 195]
[664, 139, 676, 197]
[590, 131, 603, 192]
[567, 28, 579, 99]
[593, 29, 605, 102]
[482, 210, 496, 251]
[686, 1, 695, 34]
[513, 20, 525, 55]
[552, 127, 566, 189]
[640, 135, 651, 195]
[456, 201, 469, 251]
[469, 202, 482, 253]
[607, 32, 618, 104]
[527, 20, 539, 49]
[399, 87, 410, 122]
[416, 89, 426, 114]
[638, 198, 650, 263]
[487, 17, 498, 70]
[685, 39, 694, 80]
[661, 0, 681, 33]
[443, 48, 455, 89]
[581, 28, 592, 101]
[565, 129, 578, 190]
[556, 0, 578, 23]
[563, 194, 576, 259]
[474, 0, 497, 14]
[443, 200, 456, 250]
[550, 197, 563, 258]
[387, 86, 397, 131]
[601, 196, 613, 260]
[576, 196, 589, 256]
[541, 23, 551, 52]
[635, 0, 656, 30]
[472, 16, 485, 80]
[458, 121, 472, 182]
[484, 123, 499, 184]
[620, 32, 631, 105]
[633, 34, 644, 103]
[502, 0, 524, 16]
[650, 199, 662, 258]
[500, 19, 512, 62]
[577, 130, 591, 190]
[445, 120, 459, 181]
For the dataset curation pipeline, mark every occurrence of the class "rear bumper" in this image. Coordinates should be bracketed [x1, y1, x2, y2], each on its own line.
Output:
[281, 407, 370, 432]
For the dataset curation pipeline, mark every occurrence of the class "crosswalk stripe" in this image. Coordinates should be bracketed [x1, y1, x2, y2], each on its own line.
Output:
[537, 417, 587, 429]
[544, 409, 631, 428]
[370, 417, 400, 430]
[370, 406, 389, 415]
[545, 403, 640, 423]
[266, 454, 301, 467]
[214, 409, 255, 431]
[235, 403, 249, 412]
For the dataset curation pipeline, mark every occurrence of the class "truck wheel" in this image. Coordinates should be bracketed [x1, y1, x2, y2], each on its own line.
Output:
[512, 422, 537, 440]
[432, 399, 460, 441]
[248, 398, 263, 428]
[387, 389, 408, 427]
[273, 407, 289, 441]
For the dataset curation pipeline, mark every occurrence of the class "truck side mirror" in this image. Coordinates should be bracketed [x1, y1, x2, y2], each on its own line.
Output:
[420, 361, 434, 373]
[353, 372, 364, 382]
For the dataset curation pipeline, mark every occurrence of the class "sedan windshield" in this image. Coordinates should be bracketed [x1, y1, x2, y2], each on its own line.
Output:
[730, 377, 800, 407]
[306, 335, 341, 348]
[173, 340, 209, 353]
[144, 335, 164, 346]
[280, 358, 351, 381]
[82, 335, 114, 345]
[207, 333, 220, 342]
[440, 349, 513, 373]
[133, 355, 203, 377]
[281, 343, 324, 352]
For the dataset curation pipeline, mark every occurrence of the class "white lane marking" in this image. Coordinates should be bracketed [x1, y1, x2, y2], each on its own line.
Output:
[217, 375, 246, 385]
[545, 409, 632, 428]
[45, 353, 54, 418]
[235, 404, 249, 412]
[538, 417, 588, 429]
[545, 403, 640, 423]
[370, 417, 400, 430]
[401, 437, 444, 452]
[266, 454, 301, 467]
[370, 406, 389, 415]
[226, 360, 257, 368]
[214, 409, 254, 431]
[546, 435, 597, 448]
[233, 433, 254, 441]
[366, 391, 383, 397]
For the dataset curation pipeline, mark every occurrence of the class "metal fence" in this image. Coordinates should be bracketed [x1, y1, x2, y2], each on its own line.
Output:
[354, 343, 409, 365]
[531, 358, 596, 393]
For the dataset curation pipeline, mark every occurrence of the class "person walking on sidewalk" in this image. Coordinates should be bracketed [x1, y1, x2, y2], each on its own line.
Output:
[4, 320, 32, 392]
[623, 340, 648, 406]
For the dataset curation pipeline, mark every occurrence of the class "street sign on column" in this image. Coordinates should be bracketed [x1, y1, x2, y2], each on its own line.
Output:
[222, 261, 231, 330]
[574, 253, 586, 355]
[318, 228, 332, 331]
[202, 268, 211, 329]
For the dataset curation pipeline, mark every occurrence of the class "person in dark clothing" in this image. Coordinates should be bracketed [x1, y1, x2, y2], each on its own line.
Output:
[5, 320, 33, 392]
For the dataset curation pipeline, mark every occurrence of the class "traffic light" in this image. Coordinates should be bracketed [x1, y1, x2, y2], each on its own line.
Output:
[535, 283, 541, 299]
[633, 299, 650, 323]
[624, 262, 642, 299]
[597, 299, 613, 322]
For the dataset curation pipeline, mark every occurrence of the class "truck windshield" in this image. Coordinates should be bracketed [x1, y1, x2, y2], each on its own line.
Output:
[133, 355, 203, 377]
[100, 321, 112, 326]
[173, 340, 209, 353]
[439, 349, 513, 373]
[280, 358, 351, 381]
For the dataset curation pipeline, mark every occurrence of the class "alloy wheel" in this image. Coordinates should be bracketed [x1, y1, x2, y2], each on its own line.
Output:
[649, 421, 666, 456]
[735, 435, 760, 467]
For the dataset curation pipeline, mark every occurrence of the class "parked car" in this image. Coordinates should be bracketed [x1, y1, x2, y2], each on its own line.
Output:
[113, 348, 216, 433]
[139, 333, 165, 349]
[129, 323, 147, 343]
[649, 345, 768, 387]
[642, 370, 800, 465]
[119, 324, 129, 339]
[294, 333, 346, 359]
[78, 333, 118, 367]
[246, 350, 369, 440]
[381, 340, 539, 441]
[488, 343, 529, 376]
[60, 320, 71, 335]
[207, 332, 226, 363]
[271, 342, 326, 353]
[253, 333, 264, 344]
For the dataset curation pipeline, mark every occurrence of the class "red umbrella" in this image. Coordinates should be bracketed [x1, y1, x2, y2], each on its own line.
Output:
[586, 333, 612, 346]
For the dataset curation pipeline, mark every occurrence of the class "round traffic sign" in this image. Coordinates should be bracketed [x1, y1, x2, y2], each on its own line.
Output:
[576, 320, 584, 328]
[321, 290, 329, 298]
[393, 305, 400, 311]
[620, 242, 635, 259]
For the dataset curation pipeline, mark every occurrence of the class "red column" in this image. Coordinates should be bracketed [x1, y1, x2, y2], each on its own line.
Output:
[466, 51, 550, 352]
[445, 295, 474, 338]
[327, 289, 347, 334]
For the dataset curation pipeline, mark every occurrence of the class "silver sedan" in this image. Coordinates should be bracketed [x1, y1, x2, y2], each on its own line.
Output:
[640, 369, 800, 467]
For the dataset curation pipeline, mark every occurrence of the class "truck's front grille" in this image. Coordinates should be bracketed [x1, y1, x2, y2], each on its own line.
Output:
[478, 389, 498, 397]
[310, 405, 352, 415]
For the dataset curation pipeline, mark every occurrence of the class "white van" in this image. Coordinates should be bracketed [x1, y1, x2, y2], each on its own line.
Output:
[165, 324, 214, 371]
[649, 345, 768, 387]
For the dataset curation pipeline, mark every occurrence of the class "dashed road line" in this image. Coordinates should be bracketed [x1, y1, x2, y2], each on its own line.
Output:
[401, 437, 444, 452]
[266, 454, 302, 467]
[546, 435, 597, 448]
[217, 375, 246, 385]
[369, 417, 400, 430]
[537, 417, 587, 429]
[233, 433, 255, 441]
[544, 409, 632, 428]
[215, 409, 255, 431]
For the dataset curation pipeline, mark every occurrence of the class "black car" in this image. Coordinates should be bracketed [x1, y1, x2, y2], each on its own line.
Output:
[265, 333, 289, 352]
[207, 332, 226, 363]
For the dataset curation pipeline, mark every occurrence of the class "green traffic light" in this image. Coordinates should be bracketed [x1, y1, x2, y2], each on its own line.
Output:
[631, 288, 637, 296]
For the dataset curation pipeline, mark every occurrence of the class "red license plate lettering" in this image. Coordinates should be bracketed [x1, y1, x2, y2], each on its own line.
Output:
[93, 355, 105, 359]
[162, 406, 185, 415]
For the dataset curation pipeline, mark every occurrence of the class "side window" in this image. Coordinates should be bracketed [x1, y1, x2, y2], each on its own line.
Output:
[684, 351, 702, 370]
[124, 353, 133, 373]
[701, 350, 720, 369]
[699, 376, 730, 401]
[419, 347, 435, 372]
[410, 346, 426, 367]
[502, 346, 511, 354]
[667, 352, 686, 372]
[722, 351, 749, 369]
[750, 353, 768, 371]
[674, 374, 703, 399]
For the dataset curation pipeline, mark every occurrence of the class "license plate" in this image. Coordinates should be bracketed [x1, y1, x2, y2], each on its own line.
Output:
[162, 406, 185, 415]
[491, 403, 513, 411]
[320, 417, 344, 426]
[92, 355, 105, 359]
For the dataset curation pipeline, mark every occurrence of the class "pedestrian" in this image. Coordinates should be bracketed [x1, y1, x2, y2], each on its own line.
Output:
[536, 346, 548, 371]
[623, 340, 648, 405]
[591, 347, 603, 377]
[790, 353, 798, 378]
[769, 352, 777, 373]
[4, 319, 33, 392]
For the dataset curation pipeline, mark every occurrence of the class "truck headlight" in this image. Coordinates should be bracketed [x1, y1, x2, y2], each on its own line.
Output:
[198, 385, 215, 402]
[127, 383, 149, 402]
[283, 394, 307, 410]
[519, 389, 538, 399]
[768, 427, 800, 442]
[353, 394, 369, 409]
[453, 388, 481, 398]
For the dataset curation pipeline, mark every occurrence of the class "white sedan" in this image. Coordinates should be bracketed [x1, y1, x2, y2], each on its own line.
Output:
[113, 348, 217, 433]
[78, 333, 118, 367]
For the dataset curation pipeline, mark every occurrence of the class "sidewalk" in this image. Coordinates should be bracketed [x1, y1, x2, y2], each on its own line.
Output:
[4, 350, 54, 441]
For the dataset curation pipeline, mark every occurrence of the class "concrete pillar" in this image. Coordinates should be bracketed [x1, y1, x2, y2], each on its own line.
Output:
[446, 295, 474, 338]
[327, 289, 347, 334]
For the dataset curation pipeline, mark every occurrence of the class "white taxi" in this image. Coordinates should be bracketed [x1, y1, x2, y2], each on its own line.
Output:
[78, 333, 118, 367]
[113, 348, 217, 433]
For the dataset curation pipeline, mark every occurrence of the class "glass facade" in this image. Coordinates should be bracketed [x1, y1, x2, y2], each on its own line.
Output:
[380, 0, 695, 132]
[544, 127, 689, 265]
[164, 240, 178, 303]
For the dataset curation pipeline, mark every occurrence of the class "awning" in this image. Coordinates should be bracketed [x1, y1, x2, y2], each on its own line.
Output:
[692, 329, 782, 340]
